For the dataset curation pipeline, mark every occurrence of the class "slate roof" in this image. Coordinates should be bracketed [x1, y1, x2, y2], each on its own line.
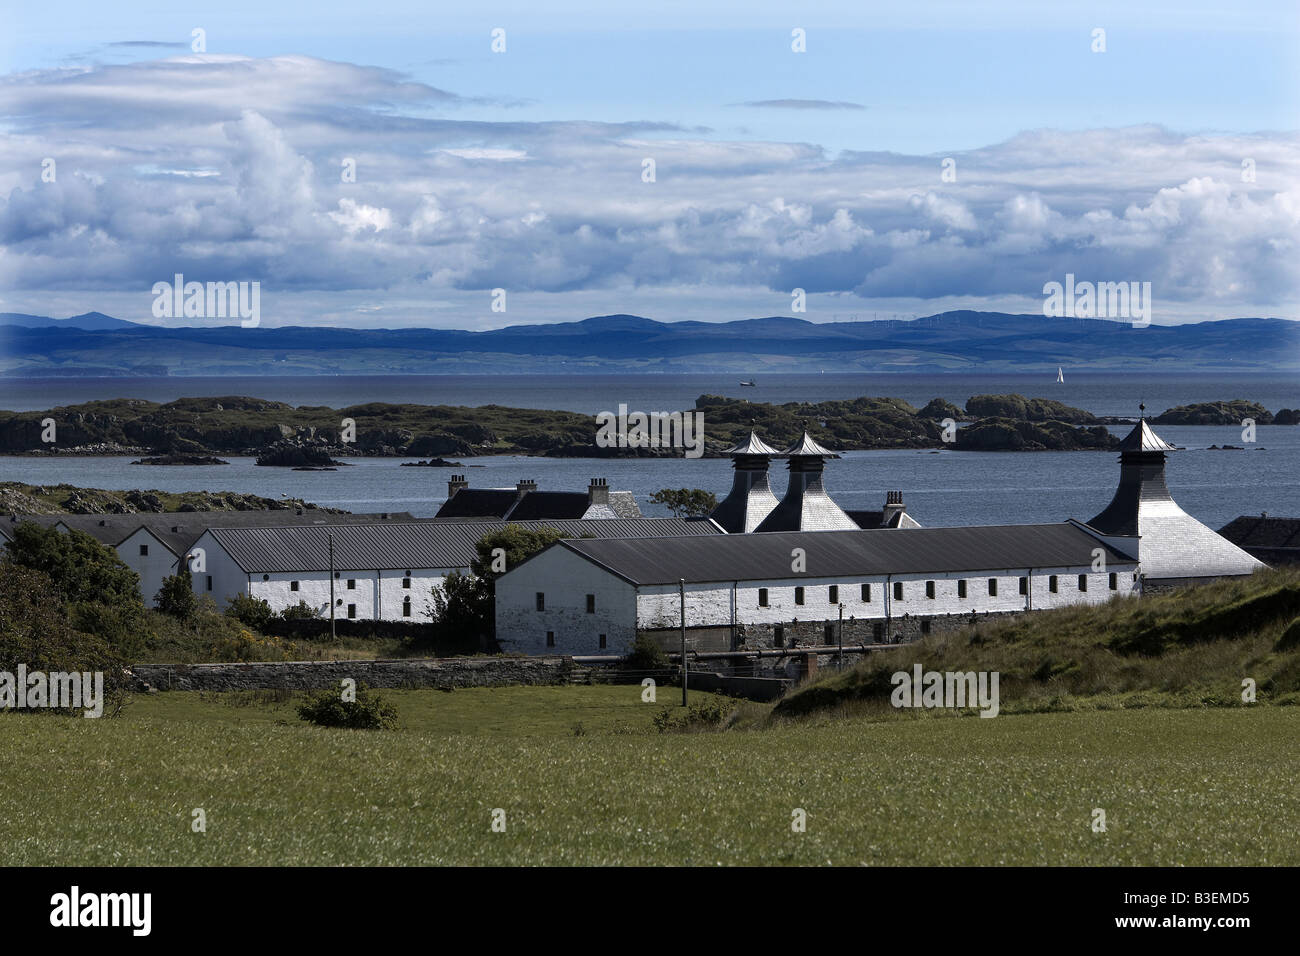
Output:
[1218, 516, 1300, 565]
[434, 487, 644, 520]
[208, 517, 722, 573]
[1088, 419, 1264, 579]
[754, 465, 858, 533]
[710, 458, 780, 533]
[434, 489, 520, 519]
[554, 523, 1138, 587]
[1218, 515, 1300, 549]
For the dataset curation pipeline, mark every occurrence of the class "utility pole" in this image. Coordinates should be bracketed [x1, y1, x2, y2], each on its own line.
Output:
[679, 578, 687, 707]
[329, 532, 336, 641]
[837, 603, 844, 670]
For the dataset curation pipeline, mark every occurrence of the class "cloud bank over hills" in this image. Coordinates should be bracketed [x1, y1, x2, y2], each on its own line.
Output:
[0, 53, 1296, 327]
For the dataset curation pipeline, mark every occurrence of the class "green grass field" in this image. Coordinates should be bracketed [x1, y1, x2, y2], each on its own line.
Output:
[3, 686, 1297, 866]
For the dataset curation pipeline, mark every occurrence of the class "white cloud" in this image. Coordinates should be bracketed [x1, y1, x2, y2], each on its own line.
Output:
[0, 55, 1296, 323]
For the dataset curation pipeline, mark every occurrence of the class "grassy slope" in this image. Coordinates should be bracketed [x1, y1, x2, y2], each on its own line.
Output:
[774, 567, 1300, 721]
[2, 699, 1295, 865]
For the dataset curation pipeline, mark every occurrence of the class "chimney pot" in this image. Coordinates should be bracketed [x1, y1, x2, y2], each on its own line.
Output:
[588, 477, 610, 506]
[448, 475, 469, 497]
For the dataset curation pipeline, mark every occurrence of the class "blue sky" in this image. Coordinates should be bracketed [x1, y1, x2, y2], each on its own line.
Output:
[1, 0, 1297, 328]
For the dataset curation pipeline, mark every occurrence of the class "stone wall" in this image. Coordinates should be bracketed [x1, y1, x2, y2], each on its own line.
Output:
[129, 655, 578, 692]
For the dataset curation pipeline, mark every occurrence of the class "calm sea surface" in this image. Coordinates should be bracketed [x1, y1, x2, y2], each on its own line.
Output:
[1, 373, 1296, 527]
[1, 371, 1296, 418]
[3, 425, 1296, 529]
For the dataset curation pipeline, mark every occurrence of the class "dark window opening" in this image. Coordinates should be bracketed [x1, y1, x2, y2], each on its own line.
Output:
[347, 579, 356, 590]
[206, 575, 213, 591]
[598, 633, 607, 650]
[872, 621, 884, 641]
[774, 624, 785, 649]
[758, 588, 769, 607]
[1049, 575, 1058, 593]
[290, 580, 299, 592]
[824, 623, 835, 644]
[586, 594, 596, 614]
[828, 585, 838, 604]
[861, 583, 871, 602]
[794, 586, 805, 606]
[402, 598, 411, 618]
[1109, 572, 1118, 590]
[535, 592, 545, 611]
[546, 631, 555, 647]
[925, 580, 936, 599]
[921, 619, 932, 635]
[1078, 574, 1088, 592]
[893, 581, 903, 601]
[1018, 577, 1028, 596]
[346, 604, 356, 619]
[958, 579, 967, 599]
[402, 577, 411, 589]
[988, 578, 997, 596]
[139, 544, 148, 556]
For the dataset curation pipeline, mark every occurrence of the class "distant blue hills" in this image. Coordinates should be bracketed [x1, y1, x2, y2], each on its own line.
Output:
[0, 310, 1296, 375]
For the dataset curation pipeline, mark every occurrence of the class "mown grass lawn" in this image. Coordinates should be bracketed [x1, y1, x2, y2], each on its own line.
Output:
[2, 688, 1296, 866]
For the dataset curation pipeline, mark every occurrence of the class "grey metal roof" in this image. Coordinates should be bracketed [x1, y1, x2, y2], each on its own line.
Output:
[209, 517, 722, 573]
[724, 431, 782, 456]
[1117, 419, 1178, 452]
[781, 431, 839, 458]
[555, 523, 1138, 586]
[39, 510, 416, 557]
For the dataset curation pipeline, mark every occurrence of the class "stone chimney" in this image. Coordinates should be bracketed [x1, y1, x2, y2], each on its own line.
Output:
[447, 475, 469, 497]
[516, 479, 538, 496]
[588, 477, 610, 506]
[883, 491, 907, 526]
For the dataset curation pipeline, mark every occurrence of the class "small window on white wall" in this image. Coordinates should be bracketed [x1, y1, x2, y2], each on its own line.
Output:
[290, 581, 299, 592]
[402, 597, 411, 618]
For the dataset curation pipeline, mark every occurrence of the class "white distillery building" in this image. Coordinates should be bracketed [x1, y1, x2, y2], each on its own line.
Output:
[1, 510, 415, 608]
[495, 522, 1141, 656]
[189, 516, 720, 621]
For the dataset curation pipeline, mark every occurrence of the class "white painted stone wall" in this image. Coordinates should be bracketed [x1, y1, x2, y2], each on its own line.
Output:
[113, 527, 180, 607]
[188, 532, 450, 622]
[496, 545, 1141, 656]
[495, 545, 639, 655]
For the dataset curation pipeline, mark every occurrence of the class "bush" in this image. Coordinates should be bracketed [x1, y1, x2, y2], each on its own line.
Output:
[622, 634, 670, 671]
[278, 600, 321, 621]
[297, 682, 398, 730]
[155, 569, 197, 620]
[652, 699, 733, 733]
[225, 593, 276, 631]
[0, 564, 128, 714]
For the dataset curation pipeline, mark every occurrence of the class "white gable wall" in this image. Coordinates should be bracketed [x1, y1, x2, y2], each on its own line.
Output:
[495, 545, 638, 655]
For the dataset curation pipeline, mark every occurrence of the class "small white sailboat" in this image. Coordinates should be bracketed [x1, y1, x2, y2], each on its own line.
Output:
[1056, 367, 1064, 384]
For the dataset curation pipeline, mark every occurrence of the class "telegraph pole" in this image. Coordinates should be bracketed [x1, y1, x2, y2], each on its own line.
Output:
[679, 578, 687, 707]
[329, 532, 336, 641]
[838, 602, 844, 670]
